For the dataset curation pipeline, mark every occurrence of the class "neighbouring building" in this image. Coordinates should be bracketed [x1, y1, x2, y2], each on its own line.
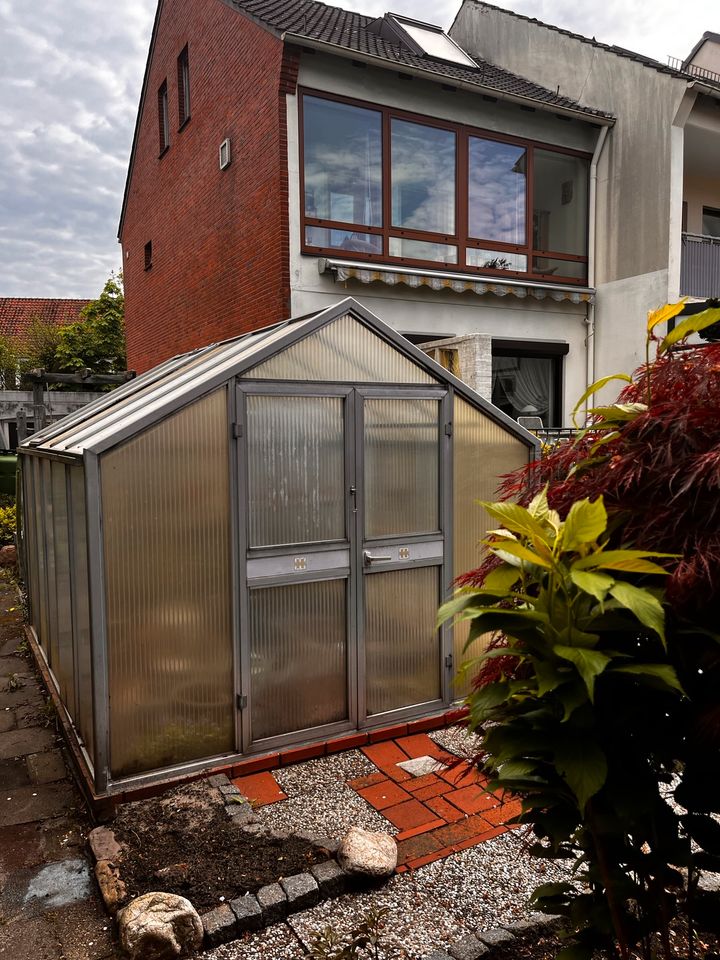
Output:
[0, 298, 92, 448]
[450, 3, 720, 388]
[119, 0, 619, 427]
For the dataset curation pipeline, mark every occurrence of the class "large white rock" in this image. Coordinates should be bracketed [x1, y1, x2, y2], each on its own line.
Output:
[119, 891, 203, 959]
[337, 826, 397, 877]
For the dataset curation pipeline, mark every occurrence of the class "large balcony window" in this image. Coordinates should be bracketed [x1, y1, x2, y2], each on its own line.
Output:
[301, 90, 590, 285]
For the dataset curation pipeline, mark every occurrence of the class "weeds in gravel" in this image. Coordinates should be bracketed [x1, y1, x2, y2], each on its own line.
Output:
[7, 672, 22, 692]
[308, 908, 404, 959]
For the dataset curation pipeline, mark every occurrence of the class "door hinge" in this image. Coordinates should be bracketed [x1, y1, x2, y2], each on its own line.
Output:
[444, 422, 453, 437]
[236, 694, 247, 710]
[232, 423, 243, 439]
[445, 654, 454, 669]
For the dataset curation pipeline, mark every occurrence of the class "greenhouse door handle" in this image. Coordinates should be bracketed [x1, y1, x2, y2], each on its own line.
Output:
[363, 551, 392, 566]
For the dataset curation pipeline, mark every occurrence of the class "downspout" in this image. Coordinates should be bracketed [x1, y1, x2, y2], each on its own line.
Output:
[584, 124, 610, 422]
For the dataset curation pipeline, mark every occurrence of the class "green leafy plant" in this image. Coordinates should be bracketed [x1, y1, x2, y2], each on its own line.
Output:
[440, 491, 696, 960]
[308, 908, 402, 959]
[0, 504, 16, 546]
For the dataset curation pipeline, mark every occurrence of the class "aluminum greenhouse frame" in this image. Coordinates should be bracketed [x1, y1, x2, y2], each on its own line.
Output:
[19, 298, 538, 799]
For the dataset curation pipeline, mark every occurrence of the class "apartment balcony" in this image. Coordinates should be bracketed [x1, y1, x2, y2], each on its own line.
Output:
[680, 233, 720, 298]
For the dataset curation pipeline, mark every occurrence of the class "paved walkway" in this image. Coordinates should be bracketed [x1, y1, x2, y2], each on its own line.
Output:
[0, 574, 117, 958]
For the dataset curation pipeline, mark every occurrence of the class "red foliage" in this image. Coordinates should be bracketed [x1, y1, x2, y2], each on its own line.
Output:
[460, 343, 720, 627]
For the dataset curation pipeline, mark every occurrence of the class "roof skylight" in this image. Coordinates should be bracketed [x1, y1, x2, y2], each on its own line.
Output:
[388, 14, 477, 68]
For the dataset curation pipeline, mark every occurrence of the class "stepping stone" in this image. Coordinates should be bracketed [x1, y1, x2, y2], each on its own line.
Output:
[396, 755, 447, 777]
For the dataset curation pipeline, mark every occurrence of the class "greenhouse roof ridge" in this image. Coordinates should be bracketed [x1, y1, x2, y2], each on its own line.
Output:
[20, 297, 539, 458]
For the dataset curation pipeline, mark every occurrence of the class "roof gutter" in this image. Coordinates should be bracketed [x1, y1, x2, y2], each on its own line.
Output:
[281, 32, 615, 126]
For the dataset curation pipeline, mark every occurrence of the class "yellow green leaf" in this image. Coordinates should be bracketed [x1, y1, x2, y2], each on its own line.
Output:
[488, 539, 553, 569]
[480, 501, 550, 543]
[570, 569, 614, 603]
[658, 306, 720, 353]
[571, 373, 633, 428]
[561, 497, 607, 552]
[609, 581, 666, 645]
[647, 300, 688, 334]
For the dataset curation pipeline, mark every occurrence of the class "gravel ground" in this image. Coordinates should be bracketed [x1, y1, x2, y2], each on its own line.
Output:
[201, 730, 574, 959]
[202, 921, 306, 959]
[429, 724, 483, 760]
[201, 829, 570, 959]
[258, 749, 395, 841]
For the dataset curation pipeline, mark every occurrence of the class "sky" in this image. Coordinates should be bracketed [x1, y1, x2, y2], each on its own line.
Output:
[0, 0, 717, 299]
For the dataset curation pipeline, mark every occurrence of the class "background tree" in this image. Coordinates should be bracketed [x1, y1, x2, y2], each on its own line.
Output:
[54, 274, 126, 375]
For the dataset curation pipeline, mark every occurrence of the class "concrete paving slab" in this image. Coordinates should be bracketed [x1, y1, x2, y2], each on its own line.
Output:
[0, 914, 62, 959]
[46, 897, 116, 960]
[27, 750, 66, 785]
[0, 711, 15, 733]
[0, 782, 76, 828]
[0, 757, 30, 790]
[0, 726, 55, 761]
[0, 686, 43, 710]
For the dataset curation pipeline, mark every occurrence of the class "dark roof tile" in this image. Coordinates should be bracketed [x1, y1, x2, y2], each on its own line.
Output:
[226, 0, 613, 119]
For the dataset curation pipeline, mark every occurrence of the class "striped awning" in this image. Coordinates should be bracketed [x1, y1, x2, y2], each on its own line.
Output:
[318, 258, 595, 305]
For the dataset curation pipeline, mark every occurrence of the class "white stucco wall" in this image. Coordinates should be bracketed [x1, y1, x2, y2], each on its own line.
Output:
[285, 52, 598, 425]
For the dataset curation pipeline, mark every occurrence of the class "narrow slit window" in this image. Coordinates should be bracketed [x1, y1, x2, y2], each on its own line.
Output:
[144, 241, 153, 271]
[158, 80, 169, 154]
[177, 46, 190, 127]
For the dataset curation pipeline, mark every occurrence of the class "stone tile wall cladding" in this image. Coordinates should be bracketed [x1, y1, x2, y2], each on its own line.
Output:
[88, 772, 388, 951]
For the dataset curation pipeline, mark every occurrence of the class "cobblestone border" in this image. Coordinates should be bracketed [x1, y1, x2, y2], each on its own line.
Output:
[88, 774, 392, 951]
[421, 915, 563, 960]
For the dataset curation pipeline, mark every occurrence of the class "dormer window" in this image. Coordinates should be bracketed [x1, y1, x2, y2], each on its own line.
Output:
[387, 14, 477, 67]
[366, 13, 477, 67]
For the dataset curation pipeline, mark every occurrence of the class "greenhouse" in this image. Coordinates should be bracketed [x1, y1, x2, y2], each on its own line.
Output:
[19, 298, 536, 798]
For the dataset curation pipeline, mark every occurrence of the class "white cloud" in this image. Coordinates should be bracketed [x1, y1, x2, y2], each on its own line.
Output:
[0, 0, 716, 296]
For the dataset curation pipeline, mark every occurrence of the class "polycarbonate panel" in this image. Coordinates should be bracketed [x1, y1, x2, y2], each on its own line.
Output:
[247, 395, 345, 547]
[69, 465, 93, 762]
[246, 314, 436, 383]
[364, 399, 439, 537]
[250, 578, 347, 740]
[51, 462, 75, 718]
[365, 566, 441, 715]
[452, 395, 530, 699]
[41, 460, 58, 671]
[22, 459, 40, 631]
[102, 389, 234, 778]
[32, 458, 49, 650]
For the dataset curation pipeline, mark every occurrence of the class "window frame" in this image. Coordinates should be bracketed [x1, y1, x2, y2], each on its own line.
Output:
[299, 87, 591, 286]
[158, 80, 169, 156]
[491, 341, 567, 428]
[177, 45, 191, 129]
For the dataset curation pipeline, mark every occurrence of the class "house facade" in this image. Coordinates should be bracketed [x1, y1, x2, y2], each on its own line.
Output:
[450, 2, 720, 390]
[120, 0, 616, 427]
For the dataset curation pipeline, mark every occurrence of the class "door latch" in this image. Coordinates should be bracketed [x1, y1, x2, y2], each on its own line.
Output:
[236, 694, 247, 710]
[363, 550, 392, 566]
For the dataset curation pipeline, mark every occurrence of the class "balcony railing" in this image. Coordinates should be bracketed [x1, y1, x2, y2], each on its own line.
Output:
[680, 233, 720, 298]
[667, 57, 720, 85]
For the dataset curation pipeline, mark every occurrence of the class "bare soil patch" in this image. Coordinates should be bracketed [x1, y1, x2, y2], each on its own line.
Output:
[112, 782, 326, 913]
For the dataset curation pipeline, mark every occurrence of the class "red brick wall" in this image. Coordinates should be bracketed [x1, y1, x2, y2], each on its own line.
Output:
[121, 0, 298, 373]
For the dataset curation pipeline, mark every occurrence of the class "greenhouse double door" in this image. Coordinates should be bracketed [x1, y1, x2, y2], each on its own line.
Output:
[238, 383, 452, 752]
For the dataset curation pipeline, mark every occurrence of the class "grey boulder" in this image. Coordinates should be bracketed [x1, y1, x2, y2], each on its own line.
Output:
[337, 826, 397, 877]
[119, 891, 203, 959]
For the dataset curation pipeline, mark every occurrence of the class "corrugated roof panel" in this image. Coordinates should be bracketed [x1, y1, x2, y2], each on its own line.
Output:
[50, 319, 314, 456]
